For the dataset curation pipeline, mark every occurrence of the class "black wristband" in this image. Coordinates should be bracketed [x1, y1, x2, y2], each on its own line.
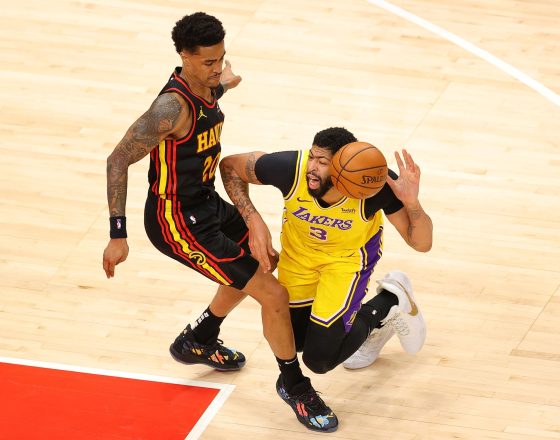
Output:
[110, 216, 127, 239]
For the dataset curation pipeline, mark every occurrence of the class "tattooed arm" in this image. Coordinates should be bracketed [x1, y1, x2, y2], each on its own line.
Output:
[219, 152, 266, 222]
[219, 152, 277, 272]
[107, 93, 186, 216]
[103, 93, 188, 278]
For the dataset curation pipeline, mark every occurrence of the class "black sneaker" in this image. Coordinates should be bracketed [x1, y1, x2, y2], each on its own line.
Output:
[169, 325, 246, 371]
[276, 375, 338, 433]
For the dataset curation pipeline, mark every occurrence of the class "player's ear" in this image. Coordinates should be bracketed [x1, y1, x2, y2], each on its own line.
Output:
[179, 50, 192, 66]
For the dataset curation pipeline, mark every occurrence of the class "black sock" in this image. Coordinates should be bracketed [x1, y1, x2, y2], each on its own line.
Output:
[359, 289, 399, 333]
[191, 307, 225, 344]
[276, 355, 307, 393]
[335, 289, 399, 364]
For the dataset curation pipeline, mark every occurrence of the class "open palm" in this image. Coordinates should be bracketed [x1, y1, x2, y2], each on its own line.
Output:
[386, 149, 421, 205]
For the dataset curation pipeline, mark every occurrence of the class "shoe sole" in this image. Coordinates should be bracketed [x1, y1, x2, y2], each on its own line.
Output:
[275, 388, 339, 433]
[169, 344, 245, 372]
[343, 326, 396, 370]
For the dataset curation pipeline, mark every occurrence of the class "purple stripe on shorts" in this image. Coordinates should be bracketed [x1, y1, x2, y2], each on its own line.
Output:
[310, 228, 383, 331]
[340, 229, 383, 332]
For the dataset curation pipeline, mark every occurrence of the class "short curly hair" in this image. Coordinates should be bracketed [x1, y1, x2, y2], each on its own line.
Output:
[312, 127, 357, 155]
[171, 12, 225, 53]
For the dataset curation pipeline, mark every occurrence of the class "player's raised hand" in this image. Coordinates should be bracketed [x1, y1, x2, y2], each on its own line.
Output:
[220, 60, 242, 91]
[386, 149, 421, 206]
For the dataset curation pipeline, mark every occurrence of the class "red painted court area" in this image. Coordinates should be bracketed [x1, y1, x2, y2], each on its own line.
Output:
[0, 361, 221, 440]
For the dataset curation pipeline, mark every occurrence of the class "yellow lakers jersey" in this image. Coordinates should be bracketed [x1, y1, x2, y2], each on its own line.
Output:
[280, 150, 384, 266]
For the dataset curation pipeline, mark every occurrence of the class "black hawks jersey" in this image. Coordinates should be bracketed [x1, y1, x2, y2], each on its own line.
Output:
[148, 67, 225, 204]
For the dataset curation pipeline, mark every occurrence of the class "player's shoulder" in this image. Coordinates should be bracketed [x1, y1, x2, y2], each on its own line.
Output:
[152, 91, 192, 118]
[254, 151, 300, 195]
[259, 150, 299, 164]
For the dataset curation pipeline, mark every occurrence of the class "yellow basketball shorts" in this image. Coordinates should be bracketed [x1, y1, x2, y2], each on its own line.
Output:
[278, 244, 382, 332]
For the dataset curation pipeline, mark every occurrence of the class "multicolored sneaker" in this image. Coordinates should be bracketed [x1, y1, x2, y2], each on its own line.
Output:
[342, 323, 395, 369]
[276, 375, 338, 433]
[169, 325, 246, 371]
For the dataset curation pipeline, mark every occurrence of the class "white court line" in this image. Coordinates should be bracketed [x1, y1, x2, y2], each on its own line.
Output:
[0, 356, 235, 440]
[368, 0, 560, 107]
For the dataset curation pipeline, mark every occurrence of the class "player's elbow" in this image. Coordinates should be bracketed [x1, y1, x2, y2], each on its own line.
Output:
[411, 236, 432, 252]
[219, 155, 233, 174]
[106, 151, 128, 173]
[415, 242, 432, 253]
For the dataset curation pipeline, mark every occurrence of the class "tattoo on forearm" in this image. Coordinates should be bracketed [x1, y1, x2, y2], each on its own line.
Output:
[107, 94, 183, 216]
[222, 163, 257, 223]
[405, 202, 433, 250]
[245, 153, 258, 183]
[405, 205, 423, 246]
[407, 206, 423, 221]
[407, 223, 417, 247]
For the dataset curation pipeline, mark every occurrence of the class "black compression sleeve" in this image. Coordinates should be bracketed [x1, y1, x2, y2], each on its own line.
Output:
[254, 151, 299, 197]
[364, 169, 404, 218]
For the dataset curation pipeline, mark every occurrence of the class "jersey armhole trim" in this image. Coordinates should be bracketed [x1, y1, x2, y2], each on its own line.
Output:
[360, 199, 369, 222]
[161, 88, 196, 144]
[284, 150, 303, 201]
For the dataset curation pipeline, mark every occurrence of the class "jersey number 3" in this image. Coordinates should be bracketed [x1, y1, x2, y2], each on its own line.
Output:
[203, 153, 220, 182]
[309, 226, 327, 241]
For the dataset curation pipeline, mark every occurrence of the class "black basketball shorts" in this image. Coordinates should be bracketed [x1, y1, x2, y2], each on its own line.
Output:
[144, 191, 259, 290]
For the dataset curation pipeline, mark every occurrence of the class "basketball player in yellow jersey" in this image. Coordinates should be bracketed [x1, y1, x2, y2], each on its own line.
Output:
[220, 127, 433, 381]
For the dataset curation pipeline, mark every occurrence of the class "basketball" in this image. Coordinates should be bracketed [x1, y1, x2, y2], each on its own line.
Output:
[329, 142, 388, 199]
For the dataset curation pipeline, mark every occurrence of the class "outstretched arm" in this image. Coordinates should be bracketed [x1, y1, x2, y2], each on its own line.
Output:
[220, 152, 277, 272]
[385, 149, 433, 252]
[219, 60, 242, 93]
[103, 93, 189, 278]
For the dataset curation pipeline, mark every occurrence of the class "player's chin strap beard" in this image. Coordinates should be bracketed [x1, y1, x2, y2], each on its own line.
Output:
[308, 179, 333, 200]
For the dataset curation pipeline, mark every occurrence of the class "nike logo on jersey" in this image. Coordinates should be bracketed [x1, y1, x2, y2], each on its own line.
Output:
[296, 197, 311, 202]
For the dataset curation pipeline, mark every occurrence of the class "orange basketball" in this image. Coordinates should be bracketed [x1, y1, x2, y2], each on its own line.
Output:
[329, 142, 388, 199]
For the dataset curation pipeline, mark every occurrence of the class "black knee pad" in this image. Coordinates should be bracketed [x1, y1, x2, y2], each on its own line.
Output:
[302, 351, 334, 374]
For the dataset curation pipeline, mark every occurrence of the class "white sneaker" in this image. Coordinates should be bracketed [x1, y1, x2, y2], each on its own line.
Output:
[378, 271, 426, 354]
[343, 324, 395, 370]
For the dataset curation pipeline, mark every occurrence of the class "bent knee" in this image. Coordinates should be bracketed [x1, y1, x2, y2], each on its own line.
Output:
[273, 284, 289, 302]
[261, 283, 290, 313]
[244, 272, 289, 310]
[302, 352, 334, 374]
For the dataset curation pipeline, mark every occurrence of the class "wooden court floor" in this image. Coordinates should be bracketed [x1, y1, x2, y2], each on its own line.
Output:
[1, 0, 559, 438]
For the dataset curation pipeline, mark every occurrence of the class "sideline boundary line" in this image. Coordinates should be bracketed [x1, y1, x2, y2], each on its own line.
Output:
[368, 0, 560, 107]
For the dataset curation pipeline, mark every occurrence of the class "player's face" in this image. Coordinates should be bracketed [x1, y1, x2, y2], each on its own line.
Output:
[181, 41, 225, 88]
[306, 146, 334, 199]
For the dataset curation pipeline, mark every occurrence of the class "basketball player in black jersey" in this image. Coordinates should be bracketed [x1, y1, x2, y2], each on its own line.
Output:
[102, 12, 337, 433]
